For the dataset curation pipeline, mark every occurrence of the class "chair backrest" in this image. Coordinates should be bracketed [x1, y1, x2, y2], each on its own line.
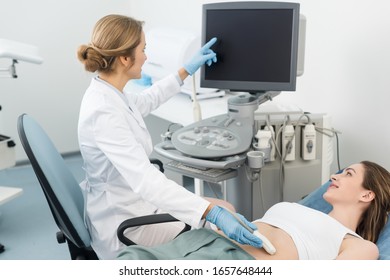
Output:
[17, 114, 96, 259]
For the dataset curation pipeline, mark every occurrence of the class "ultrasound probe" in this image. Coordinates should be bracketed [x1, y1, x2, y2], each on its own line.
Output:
[220, 206, 276, 255]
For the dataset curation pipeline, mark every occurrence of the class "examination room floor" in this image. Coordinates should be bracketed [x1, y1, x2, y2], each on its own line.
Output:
[0, 153, 217, 260]
[0, 154, 83, 260]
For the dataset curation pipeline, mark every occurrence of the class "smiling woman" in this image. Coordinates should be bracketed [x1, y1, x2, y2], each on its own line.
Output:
[246, 160, 390, 260]
[117, 160, 390, 260]
[321, 162, 390, 245]
[75, 14, 263, 260]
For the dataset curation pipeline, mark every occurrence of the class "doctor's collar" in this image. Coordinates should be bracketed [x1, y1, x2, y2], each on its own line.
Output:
[94, 76, 132, 111]
[94, 76, 123, 94]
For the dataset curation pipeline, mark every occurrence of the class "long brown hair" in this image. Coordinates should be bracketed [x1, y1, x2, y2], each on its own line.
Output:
[77, 14, 143, 73]
[357, 161, 390, 242]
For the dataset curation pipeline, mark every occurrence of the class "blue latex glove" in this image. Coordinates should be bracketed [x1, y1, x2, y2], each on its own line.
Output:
[184, 37, 218, 75]
[206, 206, 263, 248]
[133, 71, 153, 86]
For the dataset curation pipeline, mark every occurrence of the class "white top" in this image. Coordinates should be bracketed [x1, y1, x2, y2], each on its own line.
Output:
[255, 202, 362, 260]
[78, 75, 210, 259]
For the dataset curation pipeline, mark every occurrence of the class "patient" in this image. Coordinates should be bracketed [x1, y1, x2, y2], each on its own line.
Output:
[117, 161, 390, 260]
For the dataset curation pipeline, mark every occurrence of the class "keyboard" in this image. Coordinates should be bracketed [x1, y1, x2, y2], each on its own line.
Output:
[165, 161, 237, 183]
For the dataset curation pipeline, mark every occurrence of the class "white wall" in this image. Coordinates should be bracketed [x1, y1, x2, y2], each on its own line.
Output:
[0, 0, 131, 161]
[128, 0, 390, 171]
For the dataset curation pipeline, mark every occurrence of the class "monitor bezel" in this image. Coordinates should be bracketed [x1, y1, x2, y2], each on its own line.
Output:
[200, 1, 300, 93]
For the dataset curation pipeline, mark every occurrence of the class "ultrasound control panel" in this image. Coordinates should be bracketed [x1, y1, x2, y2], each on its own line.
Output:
[171, 114, 253, 159]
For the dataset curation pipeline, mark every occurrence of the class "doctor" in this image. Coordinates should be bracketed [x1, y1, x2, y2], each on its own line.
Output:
[77, 14, 262, 259]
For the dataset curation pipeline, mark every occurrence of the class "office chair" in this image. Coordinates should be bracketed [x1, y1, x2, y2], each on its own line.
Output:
[17, 114, 189, 259]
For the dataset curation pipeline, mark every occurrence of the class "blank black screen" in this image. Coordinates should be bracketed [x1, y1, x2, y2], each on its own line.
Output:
[205, 9, 294, 83]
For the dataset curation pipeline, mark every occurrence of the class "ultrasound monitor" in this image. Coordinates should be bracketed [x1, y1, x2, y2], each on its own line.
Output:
[200, 1, 300, 93]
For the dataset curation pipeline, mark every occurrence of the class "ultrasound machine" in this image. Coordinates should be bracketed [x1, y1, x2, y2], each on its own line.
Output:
[155, 2, 333, 220]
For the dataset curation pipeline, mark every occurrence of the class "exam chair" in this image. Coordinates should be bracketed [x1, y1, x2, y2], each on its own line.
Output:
[17, 114, 189, 260]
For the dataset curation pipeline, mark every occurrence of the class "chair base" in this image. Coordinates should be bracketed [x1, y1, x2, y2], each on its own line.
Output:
[66, 239, 99, 260]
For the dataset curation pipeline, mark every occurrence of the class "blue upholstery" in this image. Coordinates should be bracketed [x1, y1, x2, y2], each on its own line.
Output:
[299, 180, 390, 260]
[18, 114, 95, 259]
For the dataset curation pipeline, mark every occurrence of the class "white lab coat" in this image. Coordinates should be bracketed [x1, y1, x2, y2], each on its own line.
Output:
[78, 75, 210, 259]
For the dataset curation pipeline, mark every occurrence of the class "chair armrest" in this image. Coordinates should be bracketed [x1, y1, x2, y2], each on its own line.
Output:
[150, 158, 164, 172]
[116, 159, 184, 246]
[117, 213, 190, 246]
